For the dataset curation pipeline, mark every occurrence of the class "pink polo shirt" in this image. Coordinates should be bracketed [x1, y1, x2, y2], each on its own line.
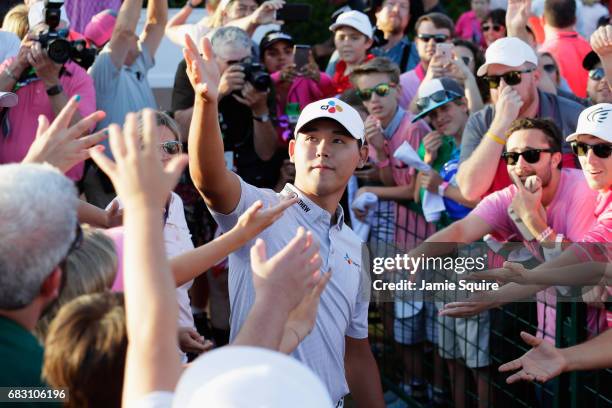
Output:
[398, 63, 426, 110]
[540, 31, 592, 98]
[0, 60, 96, 180]
[455, 10, 486, 48]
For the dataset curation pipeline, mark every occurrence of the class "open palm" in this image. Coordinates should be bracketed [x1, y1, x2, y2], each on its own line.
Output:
[506, 0, 531, 33]
[500, 331, 566, 384]
[183, 35, 221, 103]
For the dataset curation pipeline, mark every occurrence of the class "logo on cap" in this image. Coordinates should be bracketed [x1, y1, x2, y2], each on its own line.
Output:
[586, 106, 612, 124]
[320, 100, 343, 114]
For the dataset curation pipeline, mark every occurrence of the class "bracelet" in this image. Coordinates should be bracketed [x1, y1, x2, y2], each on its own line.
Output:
[536, 226, 554, 243]
[4, 67, 18, 81]
[486, 131, 506, 146]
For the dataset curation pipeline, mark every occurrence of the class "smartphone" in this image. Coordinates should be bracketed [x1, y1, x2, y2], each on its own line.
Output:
[293, 45, 311, 72]
[276, 4, 312, 22]
[435, 43, 453, 66]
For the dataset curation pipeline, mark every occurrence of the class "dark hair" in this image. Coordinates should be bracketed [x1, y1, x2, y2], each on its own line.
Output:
[415, 12, 454, 35]
[544, 0, 576, 29]
[486, 8, 506, 27]
[452, 38, 489, 102]
[350, 57, 401, 86]
[506, 118, 563, 168]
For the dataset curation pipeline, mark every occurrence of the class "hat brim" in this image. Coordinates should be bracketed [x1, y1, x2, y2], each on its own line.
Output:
[411, 97, 457, 123]
[0, 92, 18, 108]
[295, 117, 361, 142]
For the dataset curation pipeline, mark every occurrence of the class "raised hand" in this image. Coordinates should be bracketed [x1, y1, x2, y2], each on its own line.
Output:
[251, 0, 285, 26]
[250, 227, 322, 312]
[499, 331, 566, 383]
[234, 197, 298, 241]
[506, 0, 531, 37]
[438, 290, 496, 318]
[177, 327, 213, 355]
[493, 81, 524, 129]
[183, 35, 221, 103]
[89, 109, 188, 210]
[23, 95, 107, 173]
[591, 25, 612, 58]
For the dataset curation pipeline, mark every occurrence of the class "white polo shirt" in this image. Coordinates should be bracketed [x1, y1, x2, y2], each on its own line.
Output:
[210, 178, 370, 403]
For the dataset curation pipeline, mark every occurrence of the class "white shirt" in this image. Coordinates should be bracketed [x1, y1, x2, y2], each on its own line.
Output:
[0, 31, 20, 65]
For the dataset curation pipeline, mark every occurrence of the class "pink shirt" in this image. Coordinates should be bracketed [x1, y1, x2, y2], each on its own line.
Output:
[455, 10, 486, 48]
[0, 60, 96, 180]
[473, 169, 599, 341]
[398, 63, 426, 110]
[540, 31, 592, 98]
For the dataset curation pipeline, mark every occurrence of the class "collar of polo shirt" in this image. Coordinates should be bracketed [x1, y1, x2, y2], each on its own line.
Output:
[280, 183, 345, 229]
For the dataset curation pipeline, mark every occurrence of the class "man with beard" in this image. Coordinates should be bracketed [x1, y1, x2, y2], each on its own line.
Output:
[456, 37, 584, 202]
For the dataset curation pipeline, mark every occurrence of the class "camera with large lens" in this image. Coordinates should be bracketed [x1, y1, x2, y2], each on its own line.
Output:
[36, 0, 97, 69]
[238, 62, 272, 92]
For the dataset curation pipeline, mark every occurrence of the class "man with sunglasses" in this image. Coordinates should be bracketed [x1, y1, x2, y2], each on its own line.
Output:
[397, 12, 454, 109]
[583, 50, 612, 105]
[456, 37, 583, 202]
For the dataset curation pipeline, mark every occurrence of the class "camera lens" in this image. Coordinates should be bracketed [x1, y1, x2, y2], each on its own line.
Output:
[47, 38, 71, 64]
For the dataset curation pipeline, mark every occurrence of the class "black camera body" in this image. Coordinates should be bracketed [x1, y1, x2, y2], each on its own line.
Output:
[36, 0, 97, 69]
[239, 62, 272, 92]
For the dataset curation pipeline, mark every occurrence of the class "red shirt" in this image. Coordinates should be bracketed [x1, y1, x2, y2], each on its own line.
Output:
[332, 53, 374, 94]
[541, 31, 592, 98]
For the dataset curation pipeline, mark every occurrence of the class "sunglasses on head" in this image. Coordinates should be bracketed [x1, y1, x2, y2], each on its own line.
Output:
[482, 23, 502, 32]
[160, 141, 183, 155]
[542, 63, 557, 74]
[501, 148, 554, 166]
[571, 141, 612, 158]
[484, 68, 535, 89]
[416, 90, 461, 112]
[356, 83, 395, 101]
[589, 67, 605, 81]
[417, 33, 449, 43]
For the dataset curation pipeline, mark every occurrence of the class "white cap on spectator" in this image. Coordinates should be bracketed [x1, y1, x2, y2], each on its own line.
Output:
[476, 37, 538, 76]
[566, 103, 612, 143]
[329, 10, 374, 39]
[295, 98, 365, 143]
[28, 1, 70, 29]
[0, 92, 18, 108]
[173, 346, 333, 408]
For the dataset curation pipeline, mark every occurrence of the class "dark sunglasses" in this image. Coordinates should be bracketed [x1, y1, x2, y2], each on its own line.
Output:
[482, 23, 502, 32]
[542, 63, 557, 74]
[356, 83, 395, 101]
[160, 141, 183, 155]
[461, 56, 472, 66]
[502, 149, 554, 165]
[417, 33, 449, 43]
[571, 141, 612, 158]
[589, 67, 605, 81]
[484, 68, 535, 89]
[416, 90, 461, 112]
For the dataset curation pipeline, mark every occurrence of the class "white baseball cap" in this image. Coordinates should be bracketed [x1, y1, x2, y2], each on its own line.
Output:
[329, 10, 373, 39]
[476, 37, 538, 77]
[0, 92, 18, 108]
[294, 98, 365, 143]
[566, 103, 612, 143]
[172, 346, 333, 408]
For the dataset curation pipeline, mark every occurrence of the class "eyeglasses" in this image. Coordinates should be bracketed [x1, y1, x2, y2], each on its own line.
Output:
[416, 90, 462, 112]
[484, 68, 535, 89]
[159, 141, 183, 155]
[482, 23, 502, 32]
[589, 67, 605, 81]
[417, 33, 449, 43]
[542, 63, 557, 74]
[461, 56, 473, 66]
[571, 141, 612, 158]
[356, 83, 395, 101]
[501, 149, 554, 165]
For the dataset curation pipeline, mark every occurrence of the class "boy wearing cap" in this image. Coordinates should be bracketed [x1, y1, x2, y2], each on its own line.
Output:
[329, 10, 375, 94]
[456, 37, 583, 202]
[183, 35, 385, 407]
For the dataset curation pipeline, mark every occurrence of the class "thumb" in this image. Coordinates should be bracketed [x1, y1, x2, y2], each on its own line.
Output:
[503, 261, 522, 272]
[35, 115, 50, 139]
[250, 238, 268, 267]
[520, 331, 542, 348]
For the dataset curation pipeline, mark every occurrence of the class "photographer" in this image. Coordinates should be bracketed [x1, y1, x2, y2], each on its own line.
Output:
[173, 26, 282, 189]
[0, 14, 96, 181]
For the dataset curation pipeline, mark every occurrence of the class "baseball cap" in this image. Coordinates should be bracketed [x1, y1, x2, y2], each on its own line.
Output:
[329, 10, 373, 39]
[294, 98, 365, 143]
[28, 1, 70, 30]
[173, 346, 333, 408]
[412, 78, 464, 122]
[583, 50, 601, 71]
[476, 37, 538, 77]
[0, 92, 18, 108]
[259, 31, 294, 57]
[84, 9, 118, 48]
[566, 103, 612, 143]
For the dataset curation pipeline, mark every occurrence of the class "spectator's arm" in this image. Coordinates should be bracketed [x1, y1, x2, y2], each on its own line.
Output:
[361, 184, 416, 201]
[506, 0, 533, 45]
[184, 35, 241, 214]
[0, 45, 29, 92]
[108, 0, 143, 69]
[344, 337, 385, 408]
[591, 25, 612, 88]
[165, 1, 200, 47]
[140, 0, 168, 58]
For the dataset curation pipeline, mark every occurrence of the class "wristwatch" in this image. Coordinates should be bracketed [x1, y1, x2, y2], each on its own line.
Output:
[46, 84, 63, 96]
[438, 181, 449, 197]
[253, 113, 270, 122]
